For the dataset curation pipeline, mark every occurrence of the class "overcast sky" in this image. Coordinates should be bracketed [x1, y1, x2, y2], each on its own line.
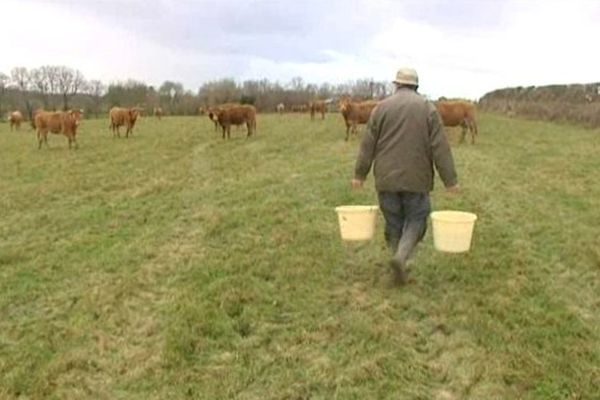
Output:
[2, 0, 598, 99]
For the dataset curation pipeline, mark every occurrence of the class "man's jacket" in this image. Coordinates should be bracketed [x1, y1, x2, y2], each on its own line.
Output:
[354, 88, 458, 192]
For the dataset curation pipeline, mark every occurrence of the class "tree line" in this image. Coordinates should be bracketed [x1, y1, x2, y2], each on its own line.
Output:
[479, 82, 600, 127]
[0, 65, 395, 120]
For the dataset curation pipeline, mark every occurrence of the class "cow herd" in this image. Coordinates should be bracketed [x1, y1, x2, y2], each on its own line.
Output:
[4, 97, 478, 148]
[337, 97, 478, 143]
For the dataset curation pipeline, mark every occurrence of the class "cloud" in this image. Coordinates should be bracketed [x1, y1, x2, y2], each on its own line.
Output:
[1, 0, 599, 99]
[286, 0, 600, 99]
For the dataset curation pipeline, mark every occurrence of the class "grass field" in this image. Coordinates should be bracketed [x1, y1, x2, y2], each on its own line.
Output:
[1, 112, 599, 399]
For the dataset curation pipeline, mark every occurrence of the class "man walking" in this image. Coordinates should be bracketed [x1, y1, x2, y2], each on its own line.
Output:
[352, 68, 459, 285]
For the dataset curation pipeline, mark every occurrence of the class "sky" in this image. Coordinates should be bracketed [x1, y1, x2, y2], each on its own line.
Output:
[2, 0, 599, 100]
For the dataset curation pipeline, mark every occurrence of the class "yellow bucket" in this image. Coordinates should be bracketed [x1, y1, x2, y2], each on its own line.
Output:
[431, 211, 477, 253]
[335, 205, 379, 241]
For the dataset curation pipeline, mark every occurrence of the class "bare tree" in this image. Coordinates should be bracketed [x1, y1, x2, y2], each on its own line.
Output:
[105, 80, 150, 108]
[56, 66, 85, 110]
[289, 77, 304, 91]
[198, 79, 241, 107]
[86, 79, 105, 118]
[43, 66, 60, 109]
[0, 72, 8, 117]
[10, 67, 29, 91]
[0, 67, 398, 117]
[159, 81, 184, 113]
[10, 67, 33, 120]
[145, 86, 159, 111]
[351, 79, 375, 100]
[30, 68, 51, 109]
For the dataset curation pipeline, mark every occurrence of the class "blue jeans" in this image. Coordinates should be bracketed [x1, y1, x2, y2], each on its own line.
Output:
[378, 191, 431, 264]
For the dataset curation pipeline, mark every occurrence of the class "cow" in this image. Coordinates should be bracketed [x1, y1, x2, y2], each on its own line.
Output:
[338, 97, 379, 141]
[204, 104, 239, 132]
[309, 100, 326, 120]
[198, 106, 219, 131]
[29, 108, 51, 130]
[153, 107, 163, 120]
[276, 103, 285, 115]
[213, 104, 257, 139]
[35, 109, 83, 149]
[206, 107, 220, 131]
[8, 111, 23, 131]
[434, 100, 478, 144]
[109, 107, 141, 138]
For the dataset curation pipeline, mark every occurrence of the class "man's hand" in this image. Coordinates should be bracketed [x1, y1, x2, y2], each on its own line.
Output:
[446, 184, 460, 194]
[351, 178, 364, 189]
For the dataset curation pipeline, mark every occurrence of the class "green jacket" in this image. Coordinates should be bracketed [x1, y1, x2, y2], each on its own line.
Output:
[354, 88, 458, 192]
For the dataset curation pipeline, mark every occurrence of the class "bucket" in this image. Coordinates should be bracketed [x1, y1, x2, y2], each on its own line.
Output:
[430, 211, 478, 253]
[335, 205, 379, 241]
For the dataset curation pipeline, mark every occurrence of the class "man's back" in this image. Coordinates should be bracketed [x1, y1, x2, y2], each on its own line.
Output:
[355, 87, 456, 193]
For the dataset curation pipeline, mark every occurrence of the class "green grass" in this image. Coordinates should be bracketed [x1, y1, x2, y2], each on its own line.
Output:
[0, 113, 599, 399]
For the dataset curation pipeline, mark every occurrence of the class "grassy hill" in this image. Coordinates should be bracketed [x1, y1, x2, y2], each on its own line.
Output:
[1, 113, 599, 399]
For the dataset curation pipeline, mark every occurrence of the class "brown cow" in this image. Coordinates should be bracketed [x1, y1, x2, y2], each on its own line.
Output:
[434, 100, 478, 144]
[35, 109, 83, 149]
[339, 98, 378, 141]
[205, 104, 239, 132]
[8, 111, 23, 131]
[109, 107, 140, 138]
[309, 100, 326, 120]
[205, 106, 220, 131]
[199, 106, 219, 131]
[153, 107, 163, 120]
[213, 104, 257, 139]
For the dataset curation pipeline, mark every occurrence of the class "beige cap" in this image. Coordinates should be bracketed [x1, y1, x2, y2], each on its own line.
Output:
[393, 67, 419, 86]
